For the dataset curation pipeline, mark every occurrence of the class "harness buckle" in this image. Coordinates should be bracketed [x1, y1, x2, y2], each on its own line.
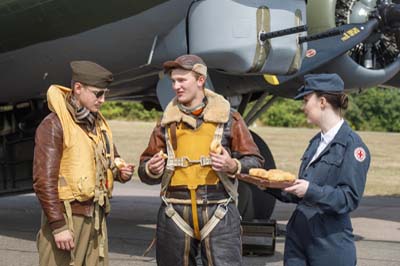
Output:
[214, 204, 228, 220]
[165, 205, 176, 218]
[174, 156, 212, 167]
[199, 156, 212, 166]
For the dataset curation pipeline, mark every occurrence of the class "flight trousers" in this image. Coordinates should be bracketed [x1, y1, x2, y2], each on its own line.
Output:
[156, 202, 242, 266]
[36, 212, 108, 266]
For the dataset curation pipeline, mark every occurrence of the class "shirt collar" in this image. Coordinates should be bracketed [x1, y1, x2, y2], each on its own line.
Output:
[320, 119, 344, 144]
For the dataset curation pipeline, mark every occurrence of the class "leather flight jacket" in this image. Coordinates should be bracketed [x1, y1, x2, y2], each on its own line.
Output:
[138, 112, 264, 186]
[33, 113, 129, 231]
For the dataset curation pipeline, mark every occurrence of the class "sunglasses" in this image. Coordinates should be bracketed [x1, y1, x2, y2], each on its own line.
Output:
[87, 88, 109, 98]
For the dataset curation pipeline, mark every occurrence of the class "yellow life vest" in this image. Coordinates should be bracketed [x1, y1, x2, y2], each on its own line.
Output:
[47, 85, 115, 202]
[170, 122, 219, 189]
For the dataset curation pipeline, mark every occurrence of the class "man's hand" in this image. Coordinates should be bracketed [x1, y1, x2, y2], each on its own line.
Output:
[120, 163, 135, 181]
[54, 229, 74, 251]
[210, 147, 238, 174]
[284, 179, 309, 198]
[147, 152, 166, 175]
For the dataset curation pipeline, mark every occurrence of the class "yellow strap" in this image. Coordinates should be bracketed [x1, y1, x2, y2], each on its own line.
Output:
[63, 201, 75, 266]
[189, 189, 201, 240]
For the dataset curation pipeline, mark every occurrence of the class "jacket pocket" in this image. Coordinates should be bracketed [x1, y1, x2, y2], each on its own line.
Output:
[320, 144, 345, 166]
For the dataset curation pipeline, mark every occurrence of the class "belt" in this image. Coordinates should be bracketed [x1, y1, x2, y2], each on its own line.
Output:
[61, 199, 95, 217]
[166, 184, 229, 201]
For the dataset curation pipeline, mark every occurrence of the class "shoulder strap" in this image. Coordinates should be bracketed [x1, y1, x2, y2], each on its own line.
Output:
[160, 125, 175, 194]
[213, 123, 239, 201]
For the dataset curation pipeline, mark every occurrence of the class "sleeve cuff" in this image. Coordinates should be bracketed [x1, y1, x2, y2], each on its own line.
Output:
[145, 161, 163, 179]
[304, 182, 322, 203]
[227, 159, 242, 178]
[49, 219, 67, 233]
[52, 224, 69, 235]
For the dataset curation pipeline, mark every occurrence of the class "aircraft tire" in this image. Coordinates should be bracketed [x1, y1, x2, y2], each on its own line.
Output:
[237, 131, 276, 221]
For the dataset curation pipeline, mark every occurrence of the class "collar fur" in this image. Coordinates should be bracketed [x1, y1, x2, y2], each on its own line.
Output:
[161, 89, 230, 128]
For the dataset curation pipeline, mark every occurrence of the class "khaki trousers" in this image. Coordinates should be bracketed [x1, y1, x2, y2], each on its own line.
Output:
[36, 213, 108, 266]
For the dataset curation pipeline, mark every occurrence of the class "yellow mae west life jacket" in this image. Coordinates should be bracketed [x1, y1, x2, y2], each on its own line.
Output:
[170, 122, 219, 188]
[47, 85, 115, 202]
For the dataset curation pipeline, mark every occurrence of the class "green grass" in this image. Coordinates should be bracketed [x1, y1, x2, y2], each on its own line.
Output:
[109, 121, 400, 197]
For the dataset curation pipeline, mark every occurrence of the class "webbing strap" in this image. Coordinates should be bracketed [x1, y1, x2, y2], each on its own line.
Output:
[99, 216, 106, 258]
[63, 201, 75, 266]
[212, 124, 239, 201]
[163, 198, 227, 205]
[212, 124, 224, 144]
[165, 128, 176, 171]
[169, 156, 213, 168]
[189, 189, 201, 240]
[160, 128, 176, 194]
[94, 202, 106, 258]
[95, 203, 100, 230]
[163, 201, 194, 238]
[200, 204, 228, 240]
[162, 196, 231, 240]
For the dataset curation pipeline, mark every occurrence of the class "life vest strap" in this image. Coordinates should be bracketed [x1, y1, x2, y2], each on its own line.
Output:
[169, 156, 213, 168]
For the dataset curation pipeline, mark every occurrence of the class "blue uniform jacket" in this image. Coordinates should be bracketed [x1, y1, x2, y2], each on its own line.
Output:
[269, 121, 371, 223]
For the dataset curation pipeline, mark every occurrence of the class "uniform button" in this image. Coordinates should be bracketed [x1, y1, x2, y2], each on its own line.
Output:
[304, 174, 308, 177]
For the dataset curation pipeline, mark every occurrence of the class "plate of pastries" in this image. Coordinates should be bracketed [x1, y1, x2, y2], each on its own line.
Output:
[238, 168, 296, 188]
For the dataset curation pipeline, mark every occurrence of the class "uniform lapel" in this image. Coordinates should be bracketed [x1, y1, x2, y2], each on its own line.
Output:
[306, 122, 350, 167]
[299, 134, 320, 177]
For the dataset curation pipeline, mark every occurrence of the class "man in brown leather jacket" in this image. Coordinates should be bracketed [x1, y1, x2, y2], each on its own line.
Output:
[138, 54, 264, 266]
[33, 61, 134, 266]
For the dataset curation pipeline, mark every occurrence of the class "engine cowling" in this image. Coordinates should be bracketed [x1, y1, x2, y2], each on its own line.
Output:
[152, 0, 307, 75]
[307, 0, 400, 89]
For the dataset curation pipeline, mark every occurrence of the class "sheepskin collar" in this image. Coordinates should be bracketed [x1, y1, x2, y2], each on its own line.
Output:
[161, 89, 230, 128]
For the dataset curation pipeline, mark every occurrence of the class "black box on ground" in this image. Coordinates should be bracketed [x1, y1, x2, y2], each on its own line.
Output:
[241, 219, 277, 256]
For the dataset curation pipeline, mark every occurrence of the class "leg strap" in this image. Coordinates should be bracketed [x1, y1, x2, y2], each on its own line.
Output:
[200, 203, 228, 240]
[163, 197, 195, 238]
[161, 196, 231, 241]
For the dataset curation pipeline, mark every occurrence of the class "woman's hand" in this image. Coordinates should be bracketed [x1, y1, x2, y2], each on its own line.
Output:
[284, 179, 309, 198]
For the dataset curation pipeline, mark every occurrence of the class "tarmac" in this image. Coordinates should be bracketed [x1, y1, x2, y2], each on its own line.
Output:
[0, 180, 399, 266]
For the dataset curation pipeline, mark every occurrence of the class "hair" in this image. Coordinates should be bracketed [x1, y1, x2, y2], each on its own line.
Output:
[71, 80, 90, 90]
[315, 91, 349, 114]
[191, 71, 202, 80]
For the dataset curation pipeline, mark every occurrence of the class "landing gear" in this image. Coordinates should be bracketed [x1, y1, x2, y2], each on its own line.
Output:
[234, 92, 278, 221]
[0, 100, 48, 195]
[234, 92, 279, 255]
[238, 131, 276, 221]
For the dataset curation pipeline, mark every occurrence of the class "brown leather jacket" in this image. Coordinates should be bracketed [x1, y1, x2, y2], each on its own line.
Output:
[138, 110, 264, 185]
[33, 113, 129, 231]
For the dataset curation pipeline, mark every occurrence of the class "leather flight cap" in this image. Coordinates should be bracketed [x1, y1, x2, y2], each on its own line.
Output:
[70, 60, 113, 88]
[163, 54, 208, 78]
[294, 73, 344, 100]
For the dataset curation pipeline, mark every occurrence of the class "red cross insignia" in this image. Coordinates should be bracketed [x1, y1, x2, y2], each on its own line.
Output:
[354, 147, 366, 162]
[306, 49, 317, 58]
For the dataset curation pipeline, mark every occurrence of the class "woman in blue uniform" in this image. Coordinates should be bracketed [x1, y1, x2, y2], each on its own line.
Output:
[266, 73, 370, 266]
